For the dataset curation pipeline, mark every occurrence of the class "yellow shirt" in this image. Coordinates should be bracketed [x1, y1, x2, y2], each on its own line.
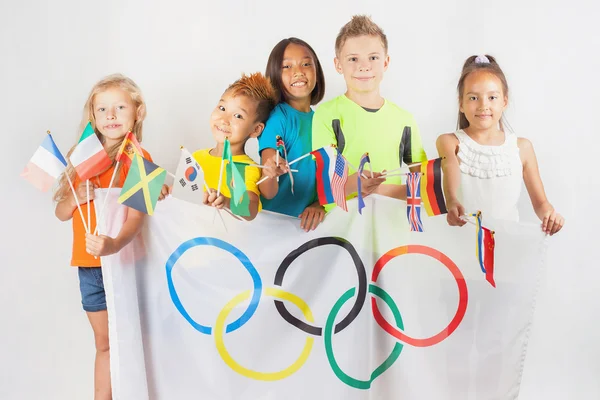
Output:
[192, 148, 262, 210]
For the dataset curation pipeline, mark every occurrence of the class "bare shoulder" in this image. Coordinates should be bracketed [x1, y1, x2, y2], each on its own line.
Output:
[436, 132, 459, 144]
[517, 137, 535, 154]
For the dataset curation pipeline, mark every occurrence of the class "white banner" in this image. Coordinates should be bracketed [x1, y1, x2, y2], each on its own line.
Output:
[98, 190, 547, 400]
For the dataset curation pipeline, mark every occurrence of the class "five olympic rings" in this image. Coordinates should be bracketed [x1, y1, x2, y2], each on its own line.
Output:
[166, 236, 468, 389]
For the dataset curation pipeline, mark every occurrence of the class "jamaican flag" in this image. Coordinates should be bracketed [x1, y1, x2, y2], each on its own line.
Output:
[118, 153, 166, 215]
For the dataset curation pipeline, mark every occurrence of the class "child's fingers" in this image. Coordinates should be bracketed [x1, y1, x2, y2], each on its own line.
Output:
[545, 213, 556, 235]
[542, 214, 550, 233]
[551, 215, 565, 235]
[302, 212, 316, 232]
[310, 211, 323, 231]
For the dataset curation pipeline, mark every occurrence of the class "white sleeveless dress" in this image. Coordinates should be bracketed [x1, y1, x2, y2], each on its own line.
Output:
[454, 129, 523, 222]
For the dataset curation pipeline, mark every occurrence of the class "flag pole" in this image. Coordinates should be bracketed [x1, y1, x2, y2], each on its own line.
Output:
[65, 171, 89, 234]
[86, 180, 91, 234]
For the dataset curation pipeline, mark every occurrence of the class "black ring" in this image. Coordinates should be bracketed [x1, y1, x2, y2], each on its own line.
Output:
[273, 237, 367, 336]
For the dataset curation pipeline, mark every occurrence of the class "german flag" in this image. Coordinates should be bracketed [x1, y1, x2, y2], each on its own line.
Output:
[420, 158, 448, 216]
[118, 153, 166, 215]
[115, 131, 143, 167]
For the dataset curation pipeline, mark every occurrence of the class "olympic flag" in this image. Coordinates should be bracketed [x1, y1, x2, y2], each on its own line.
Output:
[96, 190, 546, 400]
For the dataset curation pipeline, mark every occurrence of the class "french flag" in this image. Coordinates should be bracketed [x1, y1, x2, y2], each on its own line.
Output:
[310, 146, 335, 206]
[21, 133, 67, 192]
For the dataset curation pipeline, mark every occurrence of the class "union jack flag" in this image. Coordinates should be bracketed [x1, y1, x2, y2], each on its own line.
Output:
[406, 172, 424, 232]
[331, 150, 349, 211]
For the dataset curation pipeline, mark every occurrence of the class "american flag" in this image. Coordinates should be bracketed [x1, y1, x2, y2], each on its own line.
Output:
[406, 172, 424, 232]
[331, 150, 349, 211]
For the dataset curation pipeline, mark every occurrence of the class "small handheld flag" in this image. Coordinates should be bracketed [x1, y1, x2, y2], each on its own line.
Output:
[228, 162, 250, 217]
[472, 211, 496, 287]
[420, 158, 448, 216]
[357, 153, 371, 214]
[115, 131, 143, 167]
[310, 146, 336, 207]
[406, 172, 424, 232]
[331, 149, 349, 211]
[70, 122, 112, 181]
[276, 135, 294, 193]
[171, 146, 205, 204]
[21, 132, 67, 192]
[118, 154, 167, 215]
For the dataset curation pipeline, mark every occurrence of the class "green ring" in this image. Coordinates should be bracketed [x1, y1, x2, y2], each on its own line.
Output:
[324, 284, 404, 389]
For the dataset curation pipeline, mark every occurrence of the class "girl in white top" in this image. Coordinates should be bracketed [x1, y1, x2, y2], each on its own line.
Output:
[436, 55, 564, 235]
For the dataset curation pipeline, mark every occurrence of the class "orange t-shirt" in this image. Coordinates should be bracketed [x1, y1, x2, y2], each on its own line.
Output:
[71, 149, 153, 267]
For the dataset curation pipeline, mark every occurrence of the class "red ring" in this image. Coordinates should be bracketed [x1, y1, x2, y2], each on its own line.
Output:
[371, 245, 468, 347]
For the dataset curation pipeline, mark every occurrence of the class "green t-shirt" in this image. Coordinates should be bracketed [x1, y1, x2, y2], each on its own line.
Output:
[312, 94, 427, 186]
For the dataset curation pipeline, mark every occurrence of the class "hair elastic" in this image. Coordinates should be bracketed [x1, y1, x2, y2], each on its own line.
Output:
[475, 55, 490, 64]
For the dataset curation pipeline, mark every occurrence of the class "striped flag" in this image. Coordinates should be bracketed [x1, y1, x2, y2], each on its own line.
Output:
[70, 122, 112, 181]
[406, 172, 424, 232]
[21, 133, 67, 192]
[473, 211, 496, 287]
[357, 153, 370, 214]
[310, 146, 336, 206]
[331, 149, 349, 211]
[420, 158, 448, 216]
[115, 131, 143, 167]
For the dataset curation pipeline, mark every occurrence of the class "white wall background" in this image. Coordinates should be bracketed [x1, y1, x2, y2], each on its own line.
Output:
[1, 0, 598, 398]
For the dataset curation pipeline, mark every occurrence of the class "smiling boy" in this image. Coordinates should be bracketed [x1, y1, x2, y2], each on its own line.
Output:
[312, 15, 428, 202]
[193, 72, 278, 220]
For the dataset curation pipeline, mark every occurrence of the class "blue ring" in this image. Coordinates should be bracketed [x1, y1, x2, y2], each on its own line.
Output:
[166, 237, 262, 334]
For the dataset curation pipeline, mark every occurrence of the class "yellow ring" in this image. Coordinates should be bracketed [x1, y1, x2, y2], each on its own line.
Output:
[214, 287, 314, 381]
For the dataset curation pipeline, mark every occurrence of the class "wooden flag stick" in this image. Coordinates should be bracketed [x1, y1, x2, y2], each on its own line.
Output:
[65, 172, 89, 234]
[86, 180, 91, 234]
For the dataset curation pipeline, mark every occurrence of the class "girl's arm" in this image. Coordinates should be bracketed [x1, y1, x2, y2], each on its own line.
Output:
[84, 207, 145, 257]
[299, 200, 325, 232]
[436, 134, 466, 226]
[55, 181, 96, 221]
[258, 148, 288, 199]
[519, 138, 565, 235]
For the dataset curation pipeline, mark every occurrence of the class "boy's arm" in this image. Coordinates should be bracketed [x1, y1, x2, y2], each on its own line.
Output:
[84, 207, 145, 257]
[211, 192, 260, 221]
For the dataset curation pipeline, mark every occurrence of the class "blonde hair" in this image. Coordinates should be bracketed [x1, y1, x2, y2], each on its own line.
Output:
[335, 15, 388, 56]
[53, 74, 147, 202]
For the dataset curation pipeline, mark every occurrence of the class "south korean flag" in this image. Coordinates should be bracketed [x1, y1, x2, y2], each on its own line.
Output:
[171, 146, 205, 204]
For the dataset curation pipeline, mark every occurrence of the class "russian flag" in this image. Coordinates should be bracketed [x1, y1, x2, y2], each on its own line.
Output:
[310, 146, 335, 206]
[70, 122, 112, 181]
[21, 133, 67, 192]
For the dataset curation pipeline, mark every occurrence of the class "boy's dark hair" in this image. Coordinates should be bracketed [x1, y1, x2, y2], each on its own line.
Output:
[265, 37, 325, 105]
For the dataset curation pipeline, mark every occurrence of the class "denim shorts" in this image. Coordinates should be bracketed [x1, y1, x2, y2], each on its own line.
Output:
[78, 267, 107, 312]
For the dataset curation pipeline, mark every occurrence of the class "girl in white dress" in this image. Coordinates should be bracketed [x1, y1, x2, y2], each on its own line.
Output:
[436, 54, 564, 235]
